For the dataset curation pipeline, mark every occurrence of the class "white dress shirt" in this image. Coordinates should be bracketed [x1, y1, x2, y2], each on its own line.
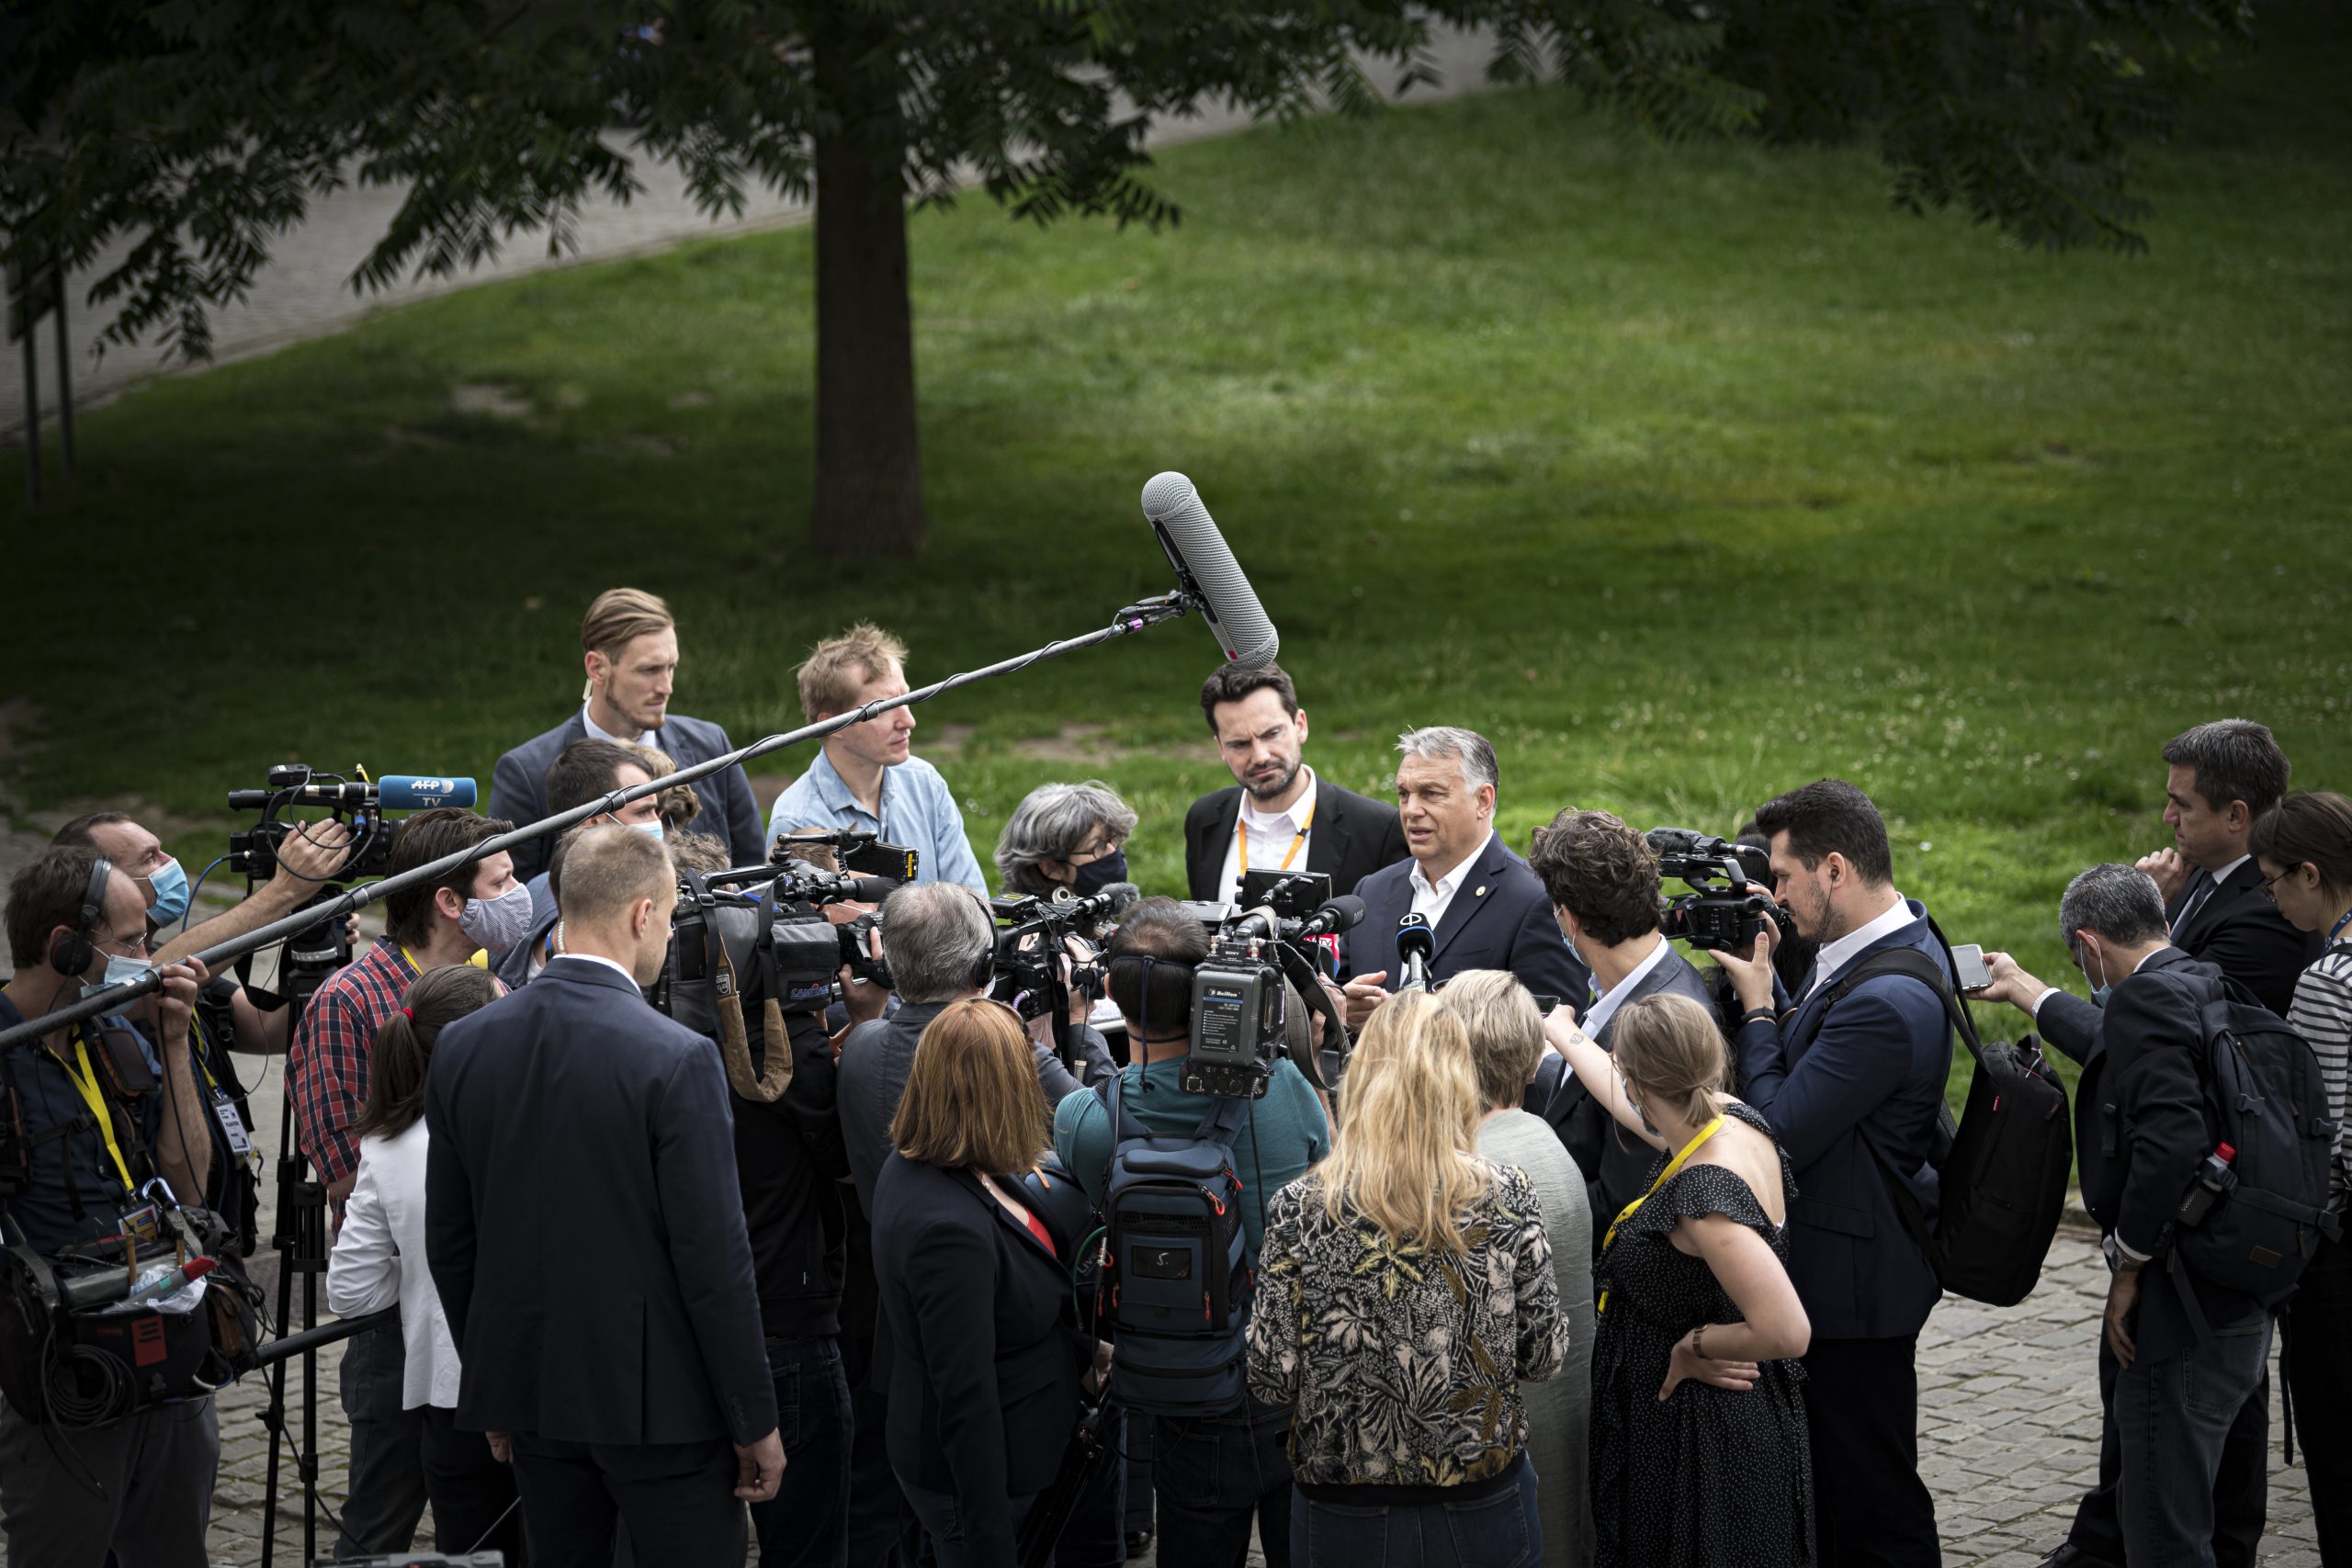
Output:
[582, 702, 658, 749]
[326, 1121, 463, 1410]
[1805, 894, 1917, 998]
[1214, 769, 1320, 908]
[1582, 932, 1671, 1039]
[1408, 839, 1486, 931]
[550, 951, 640, 986]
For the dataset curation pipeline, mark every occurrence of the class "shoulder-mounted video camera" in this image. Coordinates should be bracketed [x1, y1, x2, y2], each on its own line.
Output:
[1181, 873, 1361, 1100]
[1646, 828, 1792, 953]
[989, 883, 1137, 1023]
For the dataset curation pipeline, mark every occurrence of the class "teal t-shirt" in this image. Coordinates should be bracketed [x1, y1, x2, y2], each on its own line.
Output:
[1051, 1055, 1330, 1253]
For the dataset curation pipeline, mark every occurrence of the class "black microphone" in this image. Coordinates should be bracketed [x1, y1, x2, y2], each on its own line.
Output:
[1139, 471, 1281, 669]
[1293, 895, 1365, 942]
[1395, 911, 1435, 992]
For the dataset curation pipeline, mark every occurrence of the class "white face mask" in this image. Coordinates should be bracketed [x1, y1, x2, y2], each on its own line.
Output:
[459, 884, 537, 956]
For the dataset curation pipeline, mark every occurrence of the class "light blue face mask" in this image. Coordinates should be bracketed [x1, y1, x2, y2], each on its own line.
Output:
[629, 820, 666, 842]
[2086, 942, 2113, 1009]
[145, 856, 190, 928]
[102, 953, 154, 989]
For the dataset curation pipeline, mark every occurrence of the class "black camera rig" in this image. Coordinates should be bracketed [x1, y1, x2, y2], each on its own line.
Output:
[1646, 828, 1793, 953]
[1182, 876, 1361, 1100]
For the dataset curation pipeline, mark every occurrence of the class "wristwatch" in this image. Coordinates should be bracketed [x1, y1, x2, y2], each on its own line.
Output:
[2101, 1235, 2146, 1274]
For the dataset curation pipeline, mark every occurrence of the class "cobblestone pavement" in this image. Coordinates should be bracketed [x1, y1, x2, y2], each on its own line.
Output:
[3, 28, 1500, 438]
[200, 1191, 2323, 1565]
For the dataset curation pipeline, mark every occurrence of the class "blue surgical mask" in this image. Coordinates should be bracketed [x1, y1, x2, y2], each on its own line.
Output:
[1072, 849, 1129, 896]
[629, 820, 666, 842]
[102, 953, 154, 989]
[144, 856, 190, 928]
[2086, 942, 2112, 1010]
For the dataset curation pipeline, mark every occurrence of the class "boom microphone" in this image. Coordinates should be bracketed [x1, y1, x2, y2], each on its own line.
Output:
[1139, 471, 1281, 669]
[1395, 912, 1435, 992]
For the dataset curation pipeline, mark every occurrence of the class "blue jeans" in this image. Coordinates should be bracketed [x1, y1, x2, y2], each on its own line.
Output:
[1291, 1454, 1544, 1568]
[751, 1337, 854, 1568]
[1151, 1399, 1294, 1568]
[2117, 1314, 2272, 1568]
[901, 1478, 1039, 1568]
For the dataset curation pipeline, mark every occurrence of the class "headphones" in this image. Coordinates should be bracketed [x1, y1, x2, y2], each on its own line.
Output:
[964, 889, 998, 991]
[48, 856, 116, 978]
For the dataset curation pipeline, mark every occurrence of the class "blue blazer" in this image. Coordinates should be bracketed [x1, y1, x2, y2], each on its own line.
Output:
[869, 1154, 1091, 1564]
[1733, 902, 1954, 1341]
[491, 709, 766, 883]
[1340, 831, 1590, 1005]
[424, 957, 777, 1449]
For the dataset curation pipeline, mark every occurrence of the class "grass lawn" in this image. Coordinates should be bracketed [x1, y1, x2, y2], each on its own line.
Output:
[5, 7, 2348, 1103]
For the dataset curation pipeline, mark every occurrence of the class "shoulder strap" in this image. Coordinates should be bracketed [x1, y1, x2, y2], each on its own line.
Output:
[1194, 1089, 1253, 1146]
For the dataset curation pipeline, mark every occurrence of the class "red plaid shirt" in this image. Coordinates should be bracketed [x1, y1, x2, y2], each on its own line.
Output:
[288, 937, 419, 1187]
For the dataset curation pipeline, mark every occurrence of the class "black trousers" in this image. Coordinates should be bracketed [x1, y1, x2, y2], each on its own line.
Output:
[2288, 1234, 2352, 1566]
[422, 1405, 526, 1562]
[510, 1433, 744, 1568]
[1803, 1336, 1941, 1568]
[2066, 1325, 2268, 1567]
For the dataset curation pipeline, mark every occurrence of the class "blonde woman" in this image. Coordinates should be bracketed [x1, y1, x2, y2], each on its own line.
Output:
[1248, 989, 1566, 1567]
[1544, 993, 1813, 1567]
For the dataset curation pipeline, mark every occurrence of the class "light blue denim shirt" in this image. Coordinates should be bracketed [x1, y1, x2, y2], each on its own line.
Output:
[764, 747, 989, 895]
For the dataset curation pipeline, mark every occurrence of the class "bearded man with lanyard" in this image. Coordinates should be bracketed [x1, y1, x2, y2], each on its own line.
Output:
[286, 805, 521, 1561]
[0, 845, 216, 1564]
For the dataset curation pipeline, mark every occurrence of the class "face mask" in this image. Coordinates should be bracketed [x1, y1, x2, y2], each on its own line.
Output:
[629, 820, 666, 842]
[459, 884, 537, 957]
[101, 953, 154, 989]
[1072, 849, 1129, 896]
[2085, 942, 2113, 1009]
[144, 857, 190, 928]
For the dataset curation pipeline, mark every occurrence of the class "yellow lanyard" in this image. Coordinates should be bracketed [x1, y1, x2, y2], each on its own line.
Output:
[1239, 796, 1317, 874]
[52, 1031, 136, 1195]
[1597, 1114, 1724, 1314]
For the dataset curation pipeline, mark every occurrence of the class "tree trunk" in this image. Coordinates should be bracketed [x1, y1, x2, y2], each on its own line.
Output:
[811, 28, 923, 558]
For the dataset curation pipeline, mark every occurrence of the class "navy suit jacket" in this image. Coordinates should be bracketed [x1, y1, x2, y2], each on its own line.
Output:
[1526, 942, 1718, 1239]
[492, 709, 765, 883]
[424, 957, 777, 1449]
[1340, 831, 1590, 1005]
[1182, 775, 1409, 905]
[869, 1154, 1091, 1563]
[1733, 901, 1954, 1341]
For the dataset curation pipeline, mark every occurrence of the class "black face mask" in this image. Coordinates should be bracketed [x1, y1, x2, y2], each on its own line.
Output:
[1072, 850, 1129, 896]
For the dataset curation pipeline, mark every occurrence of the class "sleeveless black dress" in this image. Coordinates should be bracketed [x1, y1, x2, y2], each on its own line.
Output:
[1589, 1101, 1815, 1567]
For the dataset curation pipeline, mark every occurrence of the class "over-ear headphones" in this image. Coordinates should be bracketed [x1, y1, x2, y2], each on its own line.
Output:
[965, 888, 998, 991]
[48, 856, 115, 978]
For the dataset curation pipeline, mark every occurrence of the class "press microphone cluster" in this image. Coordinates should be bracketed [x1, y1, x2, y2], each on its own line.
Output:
[1292, 894, 1365, 942]
[1395, 913, 1435, 992]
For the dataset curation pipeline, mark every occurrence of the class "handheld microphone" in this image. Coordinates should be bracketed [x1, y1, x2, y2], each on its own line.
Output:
[1054, 881, 1142, 936]
[1395, 912, 1435, 992]
[227, 775, 477, 810]
[1293, 895, 1365, 942]
[1140, 471, 1281, 669]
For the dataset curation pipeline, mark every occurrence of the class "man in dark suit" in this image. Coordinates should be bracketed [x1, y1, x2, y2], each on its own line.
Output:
[1183, 663, 1407, 908]
[425, 826, 784, 1563]
[1713, 779, 1951, 1568]
[1981, 865, 2278, 1568]
[1337, 727, 1588, 1028]
[492, 587, 765, 882]
[1521, 807, 1717, 1235]
[2132, 717, 2321, 1018]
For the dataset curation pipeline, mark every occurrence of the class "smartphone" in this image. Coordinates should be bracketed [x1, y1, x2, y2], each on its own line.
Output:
[1532, 995, 1562, 1018]
[1952, 943, 1992, 993]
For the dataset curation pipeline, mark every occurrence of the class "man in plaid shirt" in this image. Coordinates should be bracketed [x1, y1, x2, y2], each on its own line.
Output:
[288, 806, 519, 1558]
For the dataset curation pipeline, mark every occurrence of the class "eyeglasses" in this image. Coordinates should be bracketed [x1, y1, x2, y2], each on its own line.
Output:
[96, 931, 151, 956]
[2258, 865, 2301, 904]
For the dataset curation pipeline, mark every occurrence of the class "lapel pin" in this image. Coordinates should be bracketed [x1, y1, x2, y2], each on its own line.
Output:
[1475, 886, 1487, 897]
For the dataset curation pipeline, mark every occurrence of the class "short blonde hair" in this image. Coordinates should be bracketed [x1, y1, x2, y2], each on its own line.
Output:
[1437, 969, 1545, 1111]
[1611, 994, 1730, 1127]
[581, 588, 674, 659]
[1318, 989, 1492, 1254]
[891, 998, 1047, 1174]
[798, 623, 909, 722]
[558, 824, 674, 928]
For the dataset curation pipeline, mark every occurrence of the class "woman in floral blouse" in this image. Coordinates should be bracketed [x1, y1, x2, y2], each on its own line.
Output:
[1247, 989, 1568, 1567]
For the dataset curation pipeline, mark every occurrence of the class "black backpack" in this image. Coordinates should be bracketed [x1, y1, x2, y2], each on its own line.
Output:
[1091, 1070, 1255, 1416]
[2158, 989, 2339, 1320]
[1804, 943, 2074, 1308]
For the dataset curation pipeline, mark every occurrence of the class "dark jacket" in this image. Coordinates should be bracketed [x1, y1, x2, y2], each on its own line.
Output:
[1340, 831, 1591, 1005]
[1182, 773, 1409, 905]
[491, 709, 765, 883]
[838, 998, 1115, 1218]
[424, 957, 777, 1448]
[870, 1154, 1091, 1566]
[1525, 941, 1719, 1239]
[733, 999, 851, 1341]
[2165, 859, 2320, 1021]
[1733, 901, 1954, 1341]
[2076, 948, 2271, 1360]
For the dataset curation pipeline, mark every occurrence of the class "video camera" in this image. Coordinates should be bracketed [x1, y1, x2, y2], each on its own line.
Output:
[227, 765, 476, 883]
[1645, 828, 1792, 953]
[1182, 872, 1362, 1099]
[989, 883, 1137, 1022]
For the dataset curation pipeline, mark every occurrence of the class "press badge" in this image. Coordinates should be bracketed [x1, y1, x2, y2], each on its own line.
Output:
[119, 1201, 161, 1241]
[210, 1089, 254, 1157]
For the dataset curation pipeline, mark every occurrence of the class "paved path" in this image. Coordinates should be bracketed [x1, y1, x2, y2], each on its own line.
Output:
[201, 1184, 2324, 1564]
[4, 28, 1501, 437]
